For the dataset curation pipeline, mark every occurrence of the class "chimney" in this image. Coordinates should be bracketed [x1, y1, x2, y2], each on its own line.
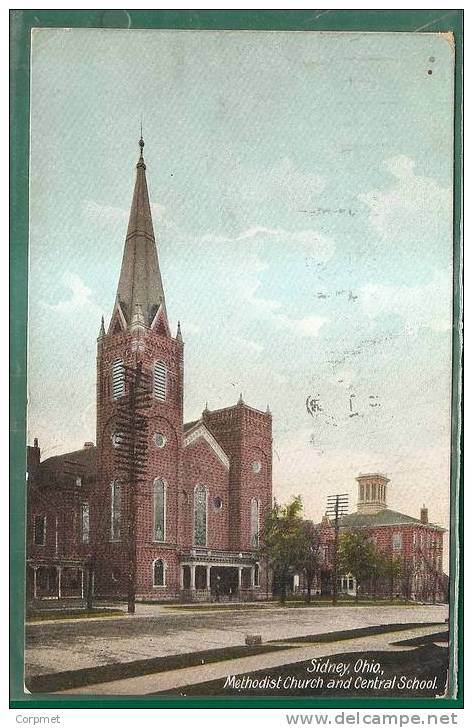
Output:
[420, 505, 428, 524]
[83, 441, 94, 450]
[27, 438, 41, 482]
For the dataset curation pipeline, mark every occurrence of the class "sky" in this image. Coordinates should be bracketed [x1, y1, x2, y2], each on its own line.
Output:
[28, 29, 454, 539]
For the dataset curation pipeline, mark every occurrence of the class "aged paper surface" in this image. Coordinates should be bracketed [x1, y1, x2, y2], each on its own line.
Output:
[23, 29, 457, 699]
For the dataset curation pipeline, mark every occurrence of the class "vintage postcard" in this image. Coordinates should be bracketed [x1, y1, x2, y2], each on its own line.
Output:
[11, 13, 462, 708]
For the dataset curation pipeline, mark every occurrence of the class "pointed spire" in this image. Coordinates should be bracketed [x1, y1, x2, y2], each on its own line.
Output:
[176, 320, 182, 342]
[266, 403, 271, 415]
[115, 137, 166, 327]
[98, 315, 105, 338]
[238, 392, 244, 404]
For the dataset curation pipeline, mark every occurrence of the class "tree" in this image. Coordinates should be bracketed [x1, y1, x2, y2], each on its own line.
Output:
[384, 554, 403, 599]
[369, 550, 403, 599]
[294, 521, 322, 603]
[338, 531, 378, 601]
[259, 495, 306, 603]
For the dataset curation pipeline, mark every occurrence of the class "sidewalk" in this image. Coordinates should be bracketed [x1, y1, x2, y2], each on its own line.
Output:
[55, 623, 447, 695]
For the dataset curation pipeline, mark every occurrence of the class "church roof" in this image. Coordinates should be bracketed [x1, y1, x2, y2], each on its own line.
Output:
[36, 445, 97, 489]
[115, 137, 166, 326]
[183, 420, 199, 433]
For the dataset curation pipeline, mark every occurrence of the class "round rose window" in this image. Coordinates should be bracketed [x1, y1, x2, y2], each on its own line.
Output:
[252, 461, 262, 474]
[111, 431, 124, 448]
[154, 432, 167, 448]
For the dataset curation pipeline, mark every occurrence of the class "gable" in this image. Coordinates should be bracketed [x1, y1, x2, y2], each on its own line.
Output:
[150, 304, 171, 337]
[108, 301, 128, 334]
[183, 424, 230, 470]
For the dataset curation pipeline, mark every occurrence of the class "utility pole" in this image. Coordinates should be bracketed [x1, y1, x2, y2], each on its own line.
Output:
[62, 458, 87, 606]
[326, 493, 349, 606]
[115, 362, 151, 614]
[431, 539, 439, 604]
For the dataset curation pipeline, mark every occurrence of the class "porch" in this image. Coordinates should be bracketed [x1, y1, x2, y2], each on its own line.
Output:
[179, 549, 262, 602]
[27, 558, 90, 602]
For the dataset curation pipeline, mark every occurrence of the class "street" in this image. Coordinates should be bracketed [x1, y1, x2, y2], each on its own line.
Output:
[25, 602, 448, 679]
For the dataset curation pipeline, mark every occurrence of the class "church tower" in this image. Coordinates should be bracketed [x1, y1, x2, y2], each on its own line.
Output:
[93, 138, 184, 598]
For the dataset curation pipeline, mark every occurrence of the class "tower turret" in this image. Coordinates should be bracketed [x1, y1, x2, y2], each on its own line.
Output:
[94, 137, 184, 600]
[356, 473, 389, 514]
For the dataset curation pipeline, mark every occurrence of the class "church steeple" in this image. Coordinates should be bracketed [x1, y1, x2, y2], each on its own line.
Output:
[113, 137, 167, 329]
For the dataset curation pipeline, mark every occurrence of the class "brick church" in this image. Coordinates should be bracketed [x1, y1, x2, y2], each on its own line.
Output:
[26, 138, 273, 603]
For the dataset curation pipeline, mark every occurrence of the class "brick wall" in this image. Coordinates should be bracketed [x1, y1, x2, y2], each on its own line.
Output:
[93, 319, 184, 597]
[204, 404, 272, 551]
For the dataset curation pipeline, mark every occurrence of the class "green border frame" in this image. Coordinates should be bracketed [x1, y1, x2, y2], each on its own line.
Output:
[10, 9, 463, 710]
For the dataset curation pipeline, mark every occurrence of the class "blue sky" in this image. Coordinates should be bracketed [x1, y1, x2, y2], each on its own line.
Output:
[28, 29, 454, 533]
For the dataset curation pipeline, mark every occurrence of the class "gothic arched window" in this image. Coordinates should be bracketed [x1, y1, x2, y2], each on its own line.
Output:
[194, 485, 207, 546]
[153, 559, 165, 587]
[254, 563, 260, 587]
[110, 480, 122, 540]
[153, 478, 166, 542]
[153, 361, 167, 401]
[250, 498, 260, 548]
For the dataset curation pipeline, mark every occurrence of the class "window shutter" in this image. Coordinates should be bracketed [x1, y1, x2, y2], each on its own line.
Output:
[111, 359, 125, 400]
[153, 361, 166, 401]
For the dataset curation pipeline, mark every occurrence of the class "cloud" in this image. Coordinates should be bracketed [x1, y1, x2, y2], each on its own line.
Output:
[240, 263, 328, 339]
[170, 225, 332, 341]
[277, 313, 327, 338]
[82, 199, 128, 227]
[181, 321, 200, 335]
[150, 202, 166, 221]
[200, 225, 334, 262]
[359, 271, 452, 333]
[359, 155, 452, 244]
[226, 156, 325, 210]
[42, 274, 100, 317]
[236, 225, 334, 261]
[234, 336, 264, 354]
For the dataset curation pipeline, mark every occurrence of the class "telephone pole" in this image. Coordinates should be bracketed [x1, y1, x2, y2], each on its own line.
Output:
[114, 362, 151, 614]
[326, 493, 349, 606]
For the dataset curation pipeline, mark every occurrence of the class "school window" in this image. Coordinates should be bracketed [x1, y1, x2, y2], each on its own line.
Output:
[153, 559, 165, 587]
[153, 361, 167, 401]
[111, 359, 125, 400]
[392, 532, 402, 550]
[111, 481, 122, 540]
[33, 515, 46, 546]
[81, 502, 90, 544]
[153, 478, 166, 542]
